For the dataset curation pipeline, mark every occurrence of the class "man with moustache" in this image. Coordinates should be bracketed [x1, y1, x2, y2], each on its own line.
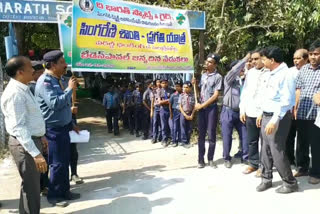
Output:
[35, 50, 80, 207]
[240, 49, 268, 176]
[255, 46, 298, 193]
[286, 49, 308, 167]
[295, 40, 320, 184]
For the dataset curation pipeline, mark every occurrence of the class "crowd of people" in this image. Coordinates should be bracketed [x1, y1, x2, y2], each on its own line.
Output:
[1, 39, 320, 212]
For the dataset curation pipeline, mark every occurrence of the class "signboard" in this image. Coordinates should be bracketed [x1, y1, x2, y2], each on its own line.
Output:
[0, 0, 72, 23]
[57, 13, 72, 66]
[0, 0, 205, 29]
[72, 0, 194, 73]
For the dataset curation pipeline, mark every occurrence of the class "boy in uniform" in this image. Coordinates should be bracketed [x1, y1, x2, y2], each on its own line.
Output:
[169, 80, 183, 147]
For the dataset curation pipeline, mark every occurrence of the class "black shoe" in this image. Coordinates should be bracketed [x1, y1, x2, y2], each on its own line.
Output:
[64, 191, 81, 200]
[208, 160, 217, 169]
[151, 139, 157, 144]
[136, 132, 140, 137]
[108, 130, 113, 133]
[233, 150, 242, 159]
[256, 182, 272, 192]
[142, 136, 148, 140]
[172, 142, 178, 147]
[48, 198, 69, 207]
[275, 184, 298, 194]
[224, 160, 232, 168]
[198, 162, 205, 168]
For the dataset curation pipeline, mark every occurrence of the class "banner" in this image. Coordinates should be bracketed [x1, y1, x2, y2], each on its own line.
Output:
[72, 0, 194, 73]
[0, 0, 72, 23]
[57, 13, 72, 66]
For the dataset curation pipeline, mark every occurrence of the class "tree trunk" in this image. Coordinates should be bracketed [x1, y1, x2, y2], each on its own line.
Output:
[13, 23, 25, 55]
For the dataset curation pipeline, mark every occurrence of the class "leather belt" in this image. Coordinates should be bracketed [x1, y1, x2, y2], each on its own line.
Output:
[263, 112, 273, 117]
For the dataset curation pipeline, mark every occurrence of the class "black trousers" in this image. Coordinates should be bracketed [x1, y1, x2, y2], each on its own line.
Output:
[260, 112, 297, 186]
[143, 108, 152, 138]
[125, 107, 135, 133]
[9, 136, 42, 214]
[285, 119, 297, 165]
[70, 143, 79, 176]
[106, 108, 120, 134]
[296, 120, 320, 178]
[246, 116, 261, 169]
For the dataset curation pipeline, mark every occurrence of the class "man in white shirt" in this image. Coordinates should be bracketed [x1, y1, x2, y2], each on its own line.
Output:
[1, 56, 47, 214]
[285, 49, 308, 167]
[240, 49, 268, 175]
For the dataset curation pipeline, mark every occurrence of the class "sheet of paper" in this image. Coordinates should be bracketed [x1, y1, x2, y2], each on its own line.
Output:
[69, 130, 90, 143]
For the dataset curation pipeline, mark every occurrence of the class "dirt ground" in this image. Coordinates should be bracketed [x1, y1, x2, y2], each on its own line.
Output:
[0, 98, 319, 214]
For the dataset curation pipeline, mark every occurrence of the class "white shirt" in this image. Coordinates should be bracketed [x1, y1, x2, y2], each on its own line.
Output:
[239, 67, 269, 117]
[1, 78, 45, 157]
[287, 66, 299, 108]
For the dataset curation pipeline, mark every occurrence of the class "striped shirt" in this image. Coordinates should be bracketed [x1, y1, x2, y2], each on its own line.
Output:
[1, 78, 45, 157]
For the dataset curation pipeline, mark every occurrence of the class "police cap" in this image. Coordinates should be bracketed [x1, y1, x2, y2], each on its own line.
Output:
[175, 79, 183, 86]
[43, 50, 64, 62]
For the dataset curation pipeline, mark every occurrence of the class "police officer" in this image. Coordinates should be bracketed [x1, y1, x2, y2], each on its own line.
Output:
[193, 53, 223, 168]
[159, 78, 174, 147]
[142, 80, 153, 140]
[103, 84, 121, 135]
[221, 55, 250, 168]
[169, 80, 183, 147]
[133, 82, 144, 137]
[179, 81, 195, 147]
[123, 82, 135, 135]
[35, 50, 80, 207]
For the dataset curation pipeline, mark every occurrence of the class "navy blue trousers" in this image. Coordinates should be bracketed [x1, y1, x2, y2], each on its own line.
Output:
[143, 109, 153, 138]
[160, 107, 170, 141]
[220, 107, 248, 161]
[180, 113, 192, 144]
[46, 123, 72, 199]
[125, 107, 135, 133]
[172, 109, 181, 143]
[198, 105, 218, 163]
[152, 106, 162, 141]
[134, 106, 144, 133]
[106, 109, 119, 134]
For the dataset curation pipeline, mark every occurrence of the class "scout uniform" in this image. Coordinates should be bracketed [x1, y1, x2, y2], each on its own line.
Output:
[198, 63, 223, 167]
[159, 79, 174, 146]
[142, 80, 153, 139]
[103, 86, 121, 135]
[123, 83, 135, 135]
[169, 80, 183, 146]
[179, 82, 195, 145]
[133, 83, 144, 137]
[151, 83, 162, 143]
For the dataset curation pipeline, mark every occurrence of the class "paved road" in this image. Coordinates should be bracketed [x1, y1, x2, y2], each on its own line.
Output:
[0, 99, 319, 214]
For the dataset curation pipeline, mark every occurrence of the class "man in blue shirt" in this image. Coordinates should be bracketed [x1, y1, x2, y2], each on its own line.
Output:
[255, 47, 298, 194]
[103, 84, 120, 135]
[123, 82, 135, 135]
[35, 50, 80, 207]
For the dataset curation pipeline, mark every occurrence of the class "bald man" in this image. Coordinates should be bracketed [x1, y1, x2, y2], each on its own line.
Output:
[286, 49, 308, 167]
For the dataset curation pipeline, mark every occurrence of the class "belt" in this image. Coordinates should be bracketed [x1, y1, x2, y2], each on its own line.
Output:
[263, 112, 273, 117]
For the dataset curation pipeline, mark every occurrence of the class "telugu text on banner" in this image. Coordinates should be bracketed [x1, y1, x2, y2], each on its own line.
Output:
[72, 0, 194, 73]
